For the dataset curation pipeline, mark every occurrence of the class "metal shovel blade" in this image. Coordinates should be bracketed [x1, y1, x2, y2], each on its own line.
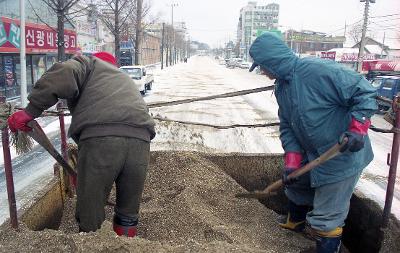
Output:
[27, 120, 77, 177]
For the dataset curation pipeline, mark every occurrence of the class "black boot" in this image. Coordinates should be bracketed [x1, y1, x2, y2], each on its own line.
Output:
[316, 236, 342, 253]
[279, 200, 311, 232]
[304, 224, 343, 253]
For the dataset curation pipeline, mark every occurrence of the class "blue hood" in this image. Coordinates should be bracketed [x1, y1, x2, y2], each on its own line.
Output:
[249, 32, 297, 80]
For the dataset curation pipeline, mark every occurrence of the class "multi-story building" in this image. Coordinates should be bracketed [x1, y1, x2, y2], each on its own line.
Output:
[144, 22, 188, 65]
[283, 30, 345, 56]
[71, 3, 101, 55]
[140, 32, 161, 65]
[0, 0, 77, 99]
[237, 1, 279, 59]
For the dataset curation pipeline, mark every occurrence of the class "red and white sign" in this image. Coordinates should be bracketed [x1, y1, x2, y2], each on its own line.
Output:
[320, 51, 336, 60]
[362, 60, 400, 72]
[0, 16, 76, 54]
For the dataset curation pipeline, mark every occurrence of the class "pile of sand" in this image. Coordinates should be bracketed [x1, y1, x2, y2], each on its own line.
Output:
[0, 151, 314, 252]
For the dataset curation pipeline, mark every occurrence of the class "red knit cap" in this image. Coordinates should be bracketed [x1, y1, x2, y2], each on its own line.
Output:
[93, 51, 117, 66]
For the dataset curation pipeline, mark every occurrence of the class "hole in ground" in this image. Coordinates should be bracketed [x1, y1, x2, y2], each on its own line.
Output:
[207, 153, 400, 253]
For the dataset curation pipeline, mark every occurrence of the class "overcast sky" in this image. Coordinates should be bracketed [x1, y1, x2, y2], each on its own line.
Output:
[149, 0, 400, 48]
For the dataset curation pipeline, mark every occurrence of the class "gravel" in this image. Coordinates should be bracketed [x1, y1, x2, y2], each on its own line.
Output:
[0, 151, 314, 252]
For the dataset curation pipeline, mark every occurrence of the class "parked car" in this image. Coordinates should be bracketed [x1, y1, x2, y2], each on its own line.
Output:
[120, 65, 154, 95]
[226, 59, 236, 69]
[239, 61, 252, 69]
[371, 75, 400, 111]
[232, 58, 243, 68]
[218, 59, 226, 65]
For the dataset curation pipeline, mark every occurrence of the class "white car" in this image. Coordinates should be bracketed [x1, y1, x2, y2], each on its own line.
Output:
[120, 65, 154, 95]
[239, 61, 252, 69]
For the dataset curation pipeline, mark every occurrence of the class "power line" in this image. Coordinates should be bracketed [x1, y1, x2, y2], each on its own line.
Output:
[371, 17, 400, 23]
[326, 18, 363, 36]
[190, 29, 235, 31]
[370, 13, 400, 19]
[370, 21, 399, 28]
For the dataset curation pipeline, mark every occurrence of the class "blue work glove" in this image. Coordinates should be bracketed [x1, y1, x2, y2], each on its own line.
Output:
[339, 117, 371, 153]
[282, 152, 302, 185]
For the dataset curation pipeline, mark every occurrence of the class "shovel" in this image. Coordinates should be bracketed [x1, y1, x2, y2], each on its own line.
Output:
[236, 138, 348, 199]
[27, 120, 77, 177]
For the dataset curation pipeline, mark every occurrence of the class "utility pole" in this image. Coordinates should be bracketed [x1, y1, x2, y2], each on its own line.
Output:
[290, 29, 293, 51]
[188, 36, 190, 58]
[380, 32, 385, 59]
[171, 3, 177, 65]
[19, 0, 27, 106]
[166, 29, 169, 67]
[57, 0, 66, 62]
[357, 0, 376, 72]
[161, 23, 165, 69]
[135, 0, 143, 65]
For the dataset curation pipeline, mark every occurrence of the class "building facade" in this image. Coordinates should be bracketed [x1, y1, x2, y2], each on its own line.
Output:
[0, 0, 77, 100]
[284, 30, 345, 56]
[71, 3, 115, 56]
[351, 37, 389, 60]
[140, 32, 161, 66]
[237, 1, 279, 59]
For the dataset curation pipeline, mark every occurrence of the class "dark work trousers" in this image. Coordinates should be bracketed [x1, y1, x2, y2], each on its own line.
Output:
[75, 136, 150, 232]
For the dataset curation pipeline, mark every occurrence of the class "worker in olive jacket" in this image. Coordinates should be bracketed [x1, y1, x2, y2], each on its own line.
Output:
[249, 33, 377, 253]
[8, 52, 155, 237]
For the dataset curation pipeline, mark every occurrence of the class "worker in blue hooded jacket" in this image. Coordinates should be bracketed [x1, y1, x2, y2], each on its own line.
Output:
[249, 32, 377, 253]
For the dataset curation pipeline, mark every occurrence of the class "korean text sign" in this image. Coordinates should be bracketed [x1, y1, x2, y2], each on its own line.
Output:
[0, 17, 76, 54]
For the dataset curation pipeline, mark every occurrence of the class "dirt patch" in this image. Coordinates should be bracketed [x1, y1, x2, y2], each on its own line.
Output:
[0, 151, 314, 252]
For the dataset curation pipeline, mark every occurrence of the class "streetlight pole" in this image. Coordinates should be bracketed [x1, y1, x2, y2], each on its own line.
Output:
[20, 0, 27, 107]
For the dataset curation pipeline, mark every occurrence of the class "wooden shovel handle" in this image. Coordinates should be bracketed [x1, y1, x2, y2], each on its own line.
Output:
[264, 138, 348, 194]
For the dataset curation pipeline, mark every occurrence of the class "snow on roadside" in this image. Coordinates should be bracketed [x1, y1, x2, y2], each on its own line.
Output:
[0, 116, 71, 167]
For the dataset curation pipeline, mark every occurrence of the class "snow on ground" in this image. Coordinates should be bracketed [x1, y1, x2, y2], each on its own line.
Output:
[146, 56, 282, 153]
[0, 55, 398, 225]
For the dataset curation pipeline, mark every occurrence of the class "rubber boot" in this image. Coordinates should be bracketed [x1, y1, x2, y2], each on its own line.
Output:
[113, 213, 138, 237]
[279, 200, 311, 232]
[304, 225, 343, 253]
[316, 236, 342, 253]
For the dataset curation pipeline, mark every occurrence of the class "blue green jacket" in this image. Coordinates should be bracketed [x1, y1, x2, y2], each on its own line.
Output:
[249, 33, 378, 187]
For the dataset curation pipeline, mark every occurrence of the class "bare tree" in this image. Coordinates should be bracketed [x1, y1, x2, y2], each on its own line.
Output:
[134, 0, 142, 65]
[348, 23, 363, 45]
[96, 0, 135, 64]
[38, 0, 84, 61]
[124, 0, 159, 65]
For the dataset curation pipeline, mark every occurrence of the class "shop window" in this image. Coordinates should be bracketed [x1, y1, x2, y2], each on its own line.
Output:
[14, 56, 33, 88]
[0, 55, 20, 99]
[46, 55, 57, 70]
[32, 55, 47, 83]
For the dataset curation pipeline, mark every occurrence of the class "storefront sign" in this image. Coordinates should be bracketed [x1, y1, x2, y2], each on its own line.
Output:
[8, 23, 20, 48]
[341, 53, 375, 62]
[288, 33, 345, 43]
[0, 17, 76, 54]
[0, 21, 7, 46]
[320, 51, 336, 60]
